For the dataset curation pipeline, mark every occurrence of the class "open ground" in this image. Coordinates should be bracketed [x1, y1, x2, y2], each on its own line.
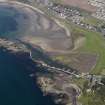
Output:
[61, 0, 97, 13]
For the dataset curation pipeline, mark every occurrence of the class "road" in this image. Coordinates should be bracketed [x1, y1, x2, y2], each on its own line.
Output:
[0, 0, 44, 14]
[30, 52, 80, 78]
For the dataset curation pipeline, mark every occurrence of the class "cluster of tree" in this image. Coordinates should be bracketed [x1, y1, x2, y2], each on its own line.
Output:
[80, 77, 105, 105]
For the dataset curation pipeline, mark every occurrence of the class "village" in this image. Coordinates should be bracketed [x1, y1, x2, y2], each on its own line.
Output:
[48, 3, 98, 30]
[89, 0, 105, 21]
[33, 0, 105, 36]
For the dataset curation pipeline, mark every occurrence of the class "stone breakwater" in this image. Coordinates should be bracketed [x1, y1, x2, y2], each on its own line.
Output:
[0, 38, 81, 105]
[0, 38, 29, 53]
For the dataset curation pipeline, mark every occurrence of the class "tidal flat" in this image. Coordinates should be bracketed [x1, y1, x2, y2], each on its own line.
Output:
[0, 1, 72, 53]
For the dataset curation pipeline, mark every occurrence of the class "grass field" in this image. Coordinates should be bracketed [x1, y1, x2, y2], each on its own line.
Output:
[72, 26, 105, 104]
[50, 17, 105, 74]
[53, 18, 105, 74]
[73, 27, 105, 74]
[37, 4, 105, 74]
[82, 16, 103, 26]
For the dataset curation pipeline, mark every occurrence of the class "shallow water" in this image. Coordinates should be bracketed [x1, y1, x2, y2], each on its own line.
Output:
[0, 2, 72, 52]
[0, 15, 17, 35]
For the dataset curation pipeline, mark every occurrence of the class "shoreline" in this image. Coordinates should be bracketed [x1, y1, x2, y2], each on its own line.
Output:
[0, 38, 61, 105]
[0, 0, 73, 54]
[0, 38, 81, 105]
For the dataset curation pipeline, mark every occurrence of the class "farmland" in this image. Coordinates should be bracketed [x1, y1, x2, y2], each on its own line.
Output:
[60, 0, 97, 12]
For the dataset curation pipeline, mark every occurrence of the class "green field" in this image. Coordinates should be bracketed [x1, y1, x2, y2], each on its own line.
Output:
[82, 16, 103, 26]
[39, 4, 105, 74]
[53, 18, 105, 74]
[74, 27, 105, 74]
[55, 18, 105, 74]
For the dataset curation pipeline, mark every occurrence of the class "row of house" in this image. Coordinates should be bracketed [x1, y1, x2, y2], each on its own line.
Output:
[48, 3, 82, 20]
[47, 2, 105, 35]
[34, 0, 50, 6]
[89, 0, 105, 21]
[47, 3, 99, 31]
[32, 0, 105, 35]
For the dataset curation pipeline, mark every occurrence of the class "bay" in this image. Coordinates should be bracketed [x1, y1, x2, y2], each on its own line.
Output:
[0, 48, 57, 105]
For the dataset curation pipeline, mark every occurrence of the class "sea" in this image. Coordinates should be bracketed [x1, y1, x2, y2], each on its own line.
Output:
[0, 4, 58, 105]
[0, 48, 57, 105]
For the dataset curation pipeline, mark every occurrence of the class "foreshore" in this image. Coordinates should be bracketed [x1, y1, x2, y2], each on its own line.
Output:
[0, 38, 61, 105]
[0, 38, 81, 105]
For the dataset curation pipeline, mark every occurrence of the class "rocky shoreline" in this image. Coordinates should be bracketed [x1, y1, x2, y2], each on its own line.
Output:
[0, 38, 29, 53]
[36, 72, 81, 105]
[0, 38, 81, 105]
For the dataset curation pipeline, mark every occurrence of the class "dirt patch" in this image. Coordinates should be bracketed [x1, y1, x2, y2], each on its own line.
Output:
[69, 53, 98, 73]
[53, 53, 98, 73]
[62, 0, 97, 13]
